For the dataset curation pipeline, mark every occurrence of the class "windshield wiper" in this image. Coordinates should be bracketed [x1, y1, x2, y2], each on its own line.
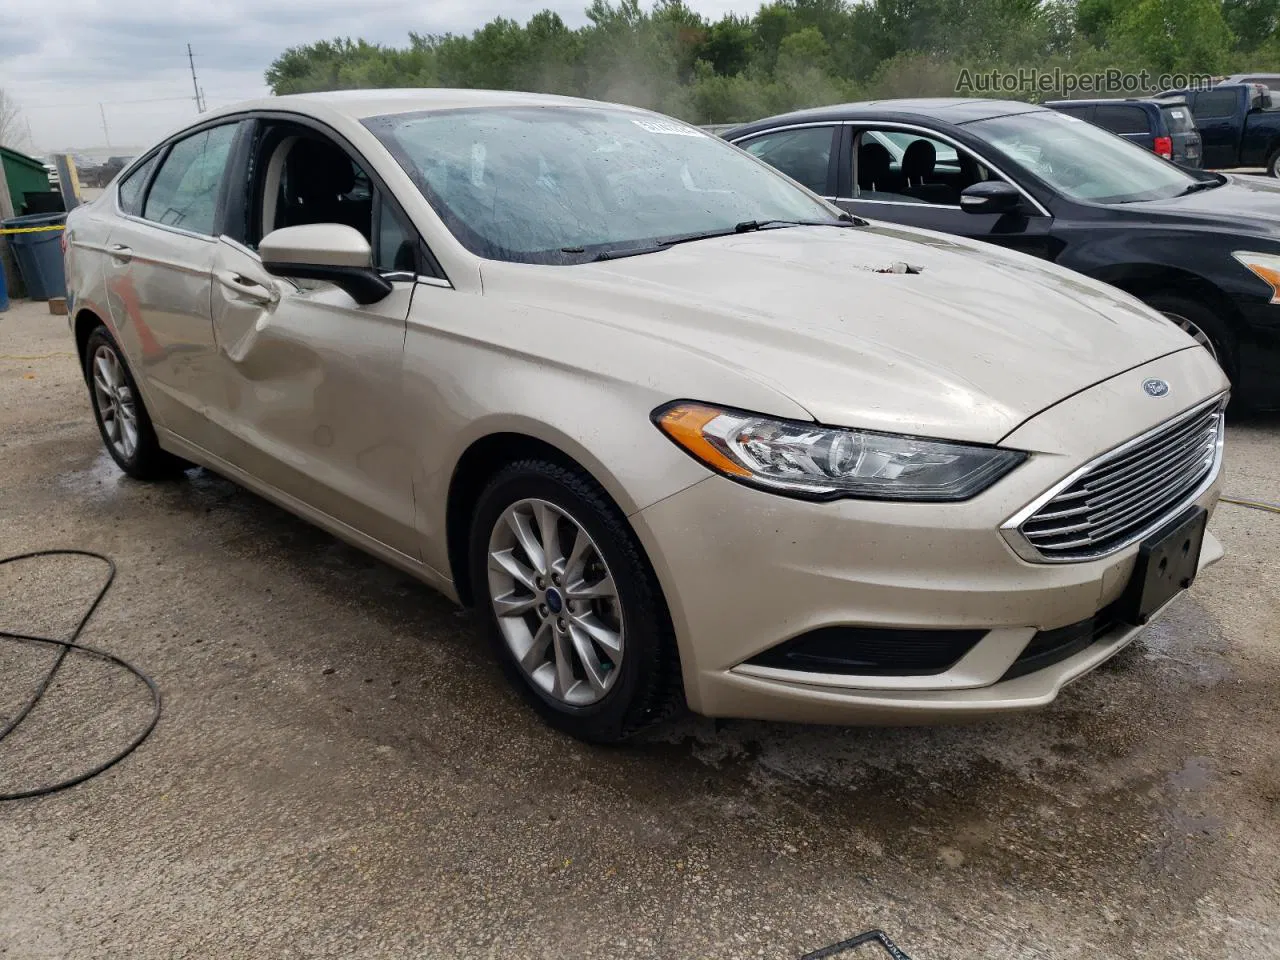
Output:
[1180, 179, 1219, 196]
[732, 215, 863, 232]
[564, 214, 865, 262]
[581, 244, 664, 262]
[655, 216, 860, 251]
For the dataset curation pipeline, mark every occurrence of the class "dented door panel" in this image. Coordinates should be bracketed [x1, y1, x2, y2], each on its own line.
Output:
[208, 238, 419, 557]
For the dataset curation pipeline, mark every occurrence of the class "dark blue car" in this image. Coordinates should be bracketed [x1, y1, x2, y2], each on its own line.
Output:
[1046, 98, 1202, 168]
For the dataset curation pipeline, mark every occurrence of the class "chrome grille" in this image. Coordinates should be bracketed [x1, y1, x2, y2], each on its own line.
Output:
[1013, 396, 1225, 562]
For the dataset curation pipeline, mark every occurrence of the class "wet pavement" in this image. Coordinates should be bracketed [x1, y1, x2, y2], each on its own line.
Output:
[2, 299, 1278, 959]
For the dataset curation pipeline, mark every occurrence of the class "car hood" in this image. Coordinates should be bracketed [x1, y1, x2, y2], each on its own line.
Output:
[484, 224, 1196, 444]
[1121, 175, 1280, 237]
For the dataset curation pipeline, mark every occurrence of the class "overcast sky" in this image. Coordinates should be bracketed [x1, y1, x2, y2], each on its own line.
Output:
[2, 0, 761, 155]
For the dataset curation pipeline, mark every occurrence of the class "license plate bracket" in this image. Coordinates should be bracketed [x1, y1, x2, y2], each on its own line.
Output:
[1116, 507, 1207, 625]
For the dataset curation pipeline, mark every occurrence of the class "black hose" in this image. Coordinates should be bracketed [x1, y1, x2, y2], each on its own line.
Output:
[0, 550, 161, 802]
[798, 929, 913, 959]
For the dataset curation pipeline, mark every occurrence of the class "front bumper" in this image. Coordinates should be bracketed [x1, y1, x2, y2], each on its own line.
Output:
[631, 347, 1228, 723]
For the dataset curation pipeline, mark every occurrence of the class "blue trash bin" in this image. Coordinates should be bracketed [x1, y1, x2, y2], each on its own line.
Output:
[2, 213, 67, 301]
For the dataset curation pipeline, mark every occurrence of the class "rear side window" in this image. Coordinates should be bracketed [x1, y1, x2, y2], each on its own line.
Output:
[1161, 106, 1196, 133]
[143, 123, 239, 235]
[116, 155, 158, 215]
[739, 126, 835, 194]
[1093, 105, 1150, 135]
[1191, 90, 1238, 119]
[1052, 104, 1093, 120]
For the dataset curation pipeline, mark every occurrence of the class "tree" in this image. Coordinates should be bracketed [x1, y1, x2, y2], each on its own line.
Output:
[0, 89, 26, 150]
[1222, 0, 1280, 51]
[1109, 0, 1235, 72]
[701, 15, 755, 75]
[264, 0, 1262, 123]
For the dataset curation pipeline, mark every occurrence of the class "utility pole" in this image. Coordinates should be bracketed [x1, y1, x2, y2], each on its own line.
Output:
[99, 103, 110, 148]
[188, 44, 204, 113]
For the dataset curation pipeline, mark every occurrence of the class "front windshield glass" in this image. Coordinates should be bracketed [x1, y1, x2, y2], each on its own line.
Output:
[971, 110, 1203, 204]
[365, 106, 841, 264]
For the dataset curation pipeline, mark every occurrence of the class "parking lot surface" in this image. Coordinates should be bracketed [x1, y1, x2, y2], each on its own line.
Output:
[2, 298, 1278, 959]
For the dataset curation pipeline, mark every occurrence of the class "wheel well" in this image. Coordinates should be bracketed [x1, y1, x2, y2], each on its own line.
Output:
[73, 308, 104, 376]
[446, 433, 590, 607]
[1096, 265, 1240, 331]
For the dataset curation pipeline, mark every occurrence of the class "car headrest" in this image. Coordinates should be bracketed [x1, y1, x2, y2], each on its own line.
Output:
[901, 140, 936, 182]
[858, 142, 892, 189]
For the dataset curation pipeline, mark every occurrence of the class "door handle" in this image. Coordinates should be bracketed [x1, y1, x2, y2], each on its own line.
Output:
[109, 244, 132, 264]
[215, 268, 279, 306]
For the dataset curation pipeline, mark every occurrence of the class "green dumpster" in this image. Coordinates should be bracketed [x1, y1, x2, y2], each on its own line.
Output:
[1, 145, 53, 215]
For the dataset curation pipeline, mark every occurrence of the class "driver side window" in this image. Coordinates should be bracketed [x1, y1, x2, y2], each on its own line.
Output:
[852, 129, 1004, 207]
[250, 126, 420, 276]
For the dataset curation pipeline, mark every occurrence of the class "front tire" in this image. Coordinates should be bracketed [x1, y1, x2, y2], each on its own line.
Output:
[84, 325, 185, 481]
[1142, 293, 1237, 385]
[468, 458, 682, 742]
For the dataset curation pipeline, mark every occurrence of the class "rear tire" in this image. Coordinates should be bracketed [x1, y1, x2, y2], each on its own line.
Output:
[84, 325, 186, 481]
[468, 458, 682, 742]
[1141, 293, 1237, 385]
[1267, 148, 1280, 178]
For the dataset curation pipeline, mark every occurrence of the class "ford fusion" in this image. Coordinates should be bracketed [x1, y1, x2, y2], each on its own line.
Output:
[63, 90, 1227, 741]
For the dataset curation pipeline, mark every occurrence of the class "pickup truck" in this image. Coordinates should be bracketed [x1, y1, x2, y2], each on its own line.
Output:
[1157, 83, 1280, 174]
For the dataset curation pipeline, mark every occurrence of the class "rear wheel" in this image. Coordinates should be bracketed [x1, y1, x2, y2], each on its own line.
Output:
[1141, 293, 1237, 384]
[1267, 147, 1280, 178]
[469, 459, 682, 742]
[84, 325, 186, 481]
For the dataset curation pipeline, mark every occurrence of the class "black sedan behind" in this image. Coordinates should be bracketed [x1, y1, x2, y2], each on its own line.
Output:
[727, 99, 1280, 408]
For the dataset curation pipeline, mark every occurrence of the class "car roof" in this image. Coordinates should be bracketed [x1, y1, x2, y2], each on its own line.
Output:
[203, 88, 646, 122]
[725, 98, 1048, 138]
[1046, 97, 1180, 108]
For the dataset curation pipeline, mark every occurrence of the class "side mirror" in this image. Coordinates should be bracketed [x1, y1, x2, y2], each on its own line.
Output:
[260, 224, 392, 305]
[960, 181, 1023, 215]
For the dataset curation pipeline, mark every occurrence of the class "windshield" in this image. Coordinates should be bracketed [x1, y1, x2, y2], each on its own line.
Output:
[365, 106, 841, 264]
[970, 110, 1202, 203]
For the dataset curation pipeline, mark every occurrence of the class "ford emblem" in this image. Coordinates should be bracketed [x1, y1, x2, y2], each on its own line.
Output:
[1142, 378, 1170, 397]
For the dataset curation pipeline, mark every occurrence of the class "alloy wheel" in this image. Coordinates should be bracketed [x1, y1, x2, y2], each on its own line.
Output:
[1161, 311, 1219, 364]
[486, 498, 624, 706]
[91, 344, 139, 460]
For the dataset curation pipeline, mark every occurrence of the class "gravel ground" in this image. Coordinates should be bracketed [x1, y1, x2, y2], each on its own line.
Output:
[1, 298, 1278, 959]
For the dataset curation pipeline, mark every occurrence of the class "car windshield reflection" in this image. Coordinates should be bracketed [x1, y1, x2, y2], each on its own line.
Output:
[972, 110, 1206, 204]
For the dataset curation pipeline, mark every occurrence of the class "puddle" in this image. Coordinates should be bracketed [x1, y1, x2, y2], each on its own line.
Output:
[56, 449, 130, 501]
[1168, 756, 1214, 792]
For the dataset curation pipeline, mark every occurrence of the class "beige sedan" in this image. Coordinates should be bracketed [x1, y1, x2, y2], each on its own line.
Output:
[63, 90, 1227, 741]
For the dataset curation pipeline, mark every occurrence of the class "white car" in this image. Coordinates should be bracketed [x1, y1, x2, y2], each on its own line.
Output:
[63, 90, 1226, 740]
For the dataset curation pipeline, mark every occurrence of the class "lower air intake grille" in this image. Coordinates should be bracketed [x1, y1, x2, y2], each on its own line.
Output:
[745, 626, 985, 676]
[1015, 396, 1224, 562]
[1000, 607, 1120, 681]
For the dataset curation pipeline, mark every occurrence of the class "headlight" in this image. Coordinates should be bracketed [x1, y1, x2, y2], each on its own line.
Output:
[1233, 251, 1280, 303]
[653, 402, 1026, 501]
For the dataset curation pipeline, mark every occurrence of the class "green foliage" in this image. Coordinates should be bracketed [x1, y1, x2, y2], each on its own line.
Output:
[265, 1, 1280, 122]
[1223, 0, 1280, 51]
[1109, 0, 1235, 72]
